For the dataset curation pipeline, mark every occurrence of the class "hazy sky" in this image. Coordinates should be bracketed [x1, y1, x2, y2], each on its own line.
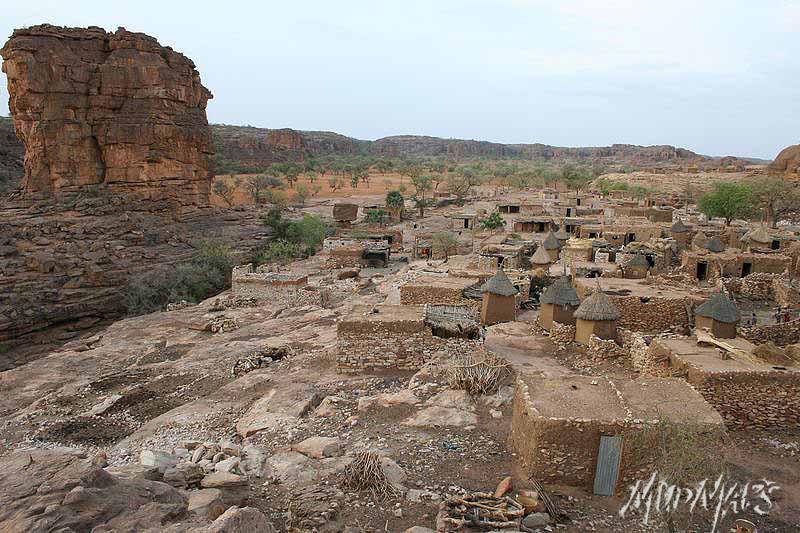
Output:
[2, 0, 798, 159]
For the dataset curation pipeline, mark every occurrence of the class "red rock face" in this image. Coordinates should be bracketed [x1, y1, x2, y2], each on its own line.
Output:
[1, 25, 214, 205]
[769, 144, 800, 179]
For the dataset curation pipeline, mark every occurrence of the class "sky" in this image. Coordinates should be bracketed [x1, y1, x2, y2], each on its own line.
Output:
[1, 0, 798, 159]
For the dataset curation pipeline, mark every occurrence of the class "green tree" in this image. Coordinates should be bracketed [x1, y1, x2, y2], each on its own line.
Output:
[481, 212, 506, 233]
[411, 175, 434, 217]
[386, 190, 405, 209]
[431, 232, 459, 261]
[750, 176, 800, 227]
[364, 209, 389, 226]
[698, 182, 754, 225]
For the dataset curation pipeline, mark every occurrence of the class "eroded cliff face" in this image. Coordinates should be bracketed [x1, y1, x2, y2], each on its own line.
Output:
[769, 144, 800, 179]
[1, 25, 214, 205]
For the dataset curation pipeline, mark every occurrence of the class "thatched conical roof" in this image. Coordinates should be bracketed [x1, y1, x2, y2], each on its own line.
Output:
[745, 225, 772, 245]
[692, 231, 708, 249]
[704, 236, 725, 253]
[695, 292, 740, 324]
[481, 269, 519, 297]
[531, 245, 553, 265]
[542, 231, 561, 250]
[554, 228, 571, 240]
[670, 219, 689, 233]
[625, 254, 649, 268]
[574, 290, 620, 321]
[540, 275, 581, 307]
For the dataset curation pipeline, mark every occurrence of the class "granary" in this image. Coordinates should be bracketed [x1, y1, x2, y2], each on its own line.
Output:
[332, 202, 359, 225]
[704, 235, 726, 253]
[670, 218, 692, 249]
[539, 275, 581, 330]
[695, 291, 740, 338]
[573, 289, 620, 344]
[560, 238, 594, 264]
[554, 227, 571, 244]
[541, 231, 561, 261]
[510, 374, 724, 494]
[480, 269, 518, 325]
[622, 253, 649, 279]
[742, 225, 780, 251]
[691, 230, 708, 250]
[530, 245, 553, 270]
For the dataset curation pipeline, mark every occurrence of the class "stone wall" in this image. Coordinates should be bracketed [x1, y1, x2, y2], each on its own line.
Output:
[549, 321, 576, 347]
[586, 335, 626, 361]
[607, 294, 691, 333]
[336, 320, 480, 372]
[231, 266, 321, 307]
[399, 284, 477, 309]
[739, 318, 800, 347]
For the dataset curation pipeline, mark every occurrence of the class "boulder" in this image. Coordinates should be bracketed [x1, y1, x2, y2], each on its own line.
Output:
[425, 389, 474, 411]
[139, 449, 179, 472]
[403, 406, 478, 428]
[188, 488, 228, 519]
[293, 436, 342, 459]
[203, 506, 277, 533]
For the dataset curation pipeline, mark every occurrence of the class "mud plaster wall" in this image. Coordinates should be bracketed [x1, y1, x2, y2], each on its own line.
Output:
[510, 379, 650, 494]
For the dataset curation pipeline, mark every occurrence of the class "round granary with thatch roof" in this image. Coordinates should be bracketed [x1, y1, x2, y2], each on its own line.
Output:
[554, 228, 571, 241]
[743, 225, 772, 246]
[481, 269, 519, 297]
[670, 219, 689, 233]
[695, 291, 740, 339]
[695, 292, 740, 324]
[540, 276, 580, 307]
[539, 275, 581, 329]
[531, 245, 553, 266]
[542, 232, 561, 250]
[573, 289, 620, 343]
[704, 236, 725, 253]
[574, 291, 620, 321]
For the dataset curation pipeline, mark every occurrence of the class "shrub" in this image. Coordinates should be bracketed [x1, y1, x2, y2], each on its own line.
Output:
[123, 240, 234, 315]
[253, 239, 304, 265]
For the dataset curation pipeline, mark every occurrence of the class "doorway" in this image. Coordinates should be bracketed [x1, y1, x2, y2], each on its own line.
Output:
[741, 262, 753, 277]
[697, 262, 708, 281]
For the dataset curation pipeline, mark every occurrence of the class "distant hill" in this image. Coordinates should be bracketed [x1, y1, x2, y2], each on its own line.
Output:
[0, 118, 769, 189]
[212, 124, 763, 171]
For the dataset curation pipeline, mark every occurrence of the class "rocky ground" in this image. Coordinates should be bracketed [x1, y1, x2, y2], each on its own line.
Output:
[1, 255, 799, 531]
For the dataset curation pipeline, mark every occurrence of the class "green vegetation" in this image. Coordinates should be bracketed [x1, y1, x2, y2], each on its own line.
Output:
[749, 176, 800, 226]
[254, 210, 328, 265]
[364, 208, 388, 226]
[123, 240, 235, 316]
[386, 190, 404, 209]
[411, 175, 434, 217]
[594, 178, 650, 198]
[481, 212, 506, 232]
[431, 232, 459, 261]
[698, 182, 754, 224]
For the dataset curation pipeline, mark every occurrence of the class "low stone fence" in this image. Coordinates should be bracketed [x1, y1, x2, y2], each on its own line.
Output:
[691, 371, 800, 430]
[399, 284, 478, 309]
[549, 322, 575, 347]
[610, 295, 692, 333]
[739, 318, 800, 347]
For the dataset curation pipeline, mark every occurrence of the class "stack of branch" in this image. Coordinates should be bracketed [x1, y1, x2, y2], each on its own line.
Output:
[439, 492, 525, 530]
[340, 451, 400, 499]
[447, 353, 512, 395]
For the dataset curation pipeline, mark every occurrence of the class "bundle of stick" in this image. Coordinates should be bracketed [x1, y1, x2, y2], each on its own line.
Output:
[439, 492, 526, 530]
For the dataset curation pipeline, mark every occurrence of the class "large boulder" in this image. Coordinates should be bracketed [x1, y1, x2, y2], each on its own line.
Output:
[1, 24, 214, 205]
[0, 448, 194, 531]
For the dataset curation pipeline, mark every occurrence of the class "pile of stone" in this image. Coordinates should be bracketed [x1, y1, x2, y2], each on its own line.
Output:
[549, 322, 576, 348]
[203, 316, 240, 334]
[586, 335, 626, 361]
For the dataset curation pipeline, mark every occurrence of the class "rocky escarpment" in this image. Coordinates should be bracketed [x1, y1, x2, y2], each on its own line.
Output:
[211, 124, 740, 169]
[769, 144, 800, 179]
[0, 116, 23, 190]
[1, 25, 214, 205]
[0, 194, 269, 369]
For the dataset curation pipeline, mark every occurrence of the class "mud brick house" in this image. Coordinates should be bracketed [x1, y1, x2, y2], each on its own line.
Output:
[336, 304, 480, 372]
[579, 221, 662, 246]
[400, 275, 479, 307]
[574, 278, 698, 334]
[681, 249, 792, 282]
[232, 266, 317, 305]
[512, 217, 554, 233]
[510, 374, 724, 494]
[449, 213, 477, 230]
[648, 337, 800, 429]
[332, 202, 359, 225]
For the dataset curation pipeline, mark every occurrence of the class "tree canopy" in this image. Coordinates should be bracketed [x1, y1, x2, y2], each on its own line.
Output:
[698, 182, 754, 224]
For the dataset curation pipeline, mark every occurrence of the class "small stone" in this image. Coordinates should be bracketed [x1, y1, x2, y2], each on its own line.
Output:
[522, 512, 552, 529]
[215, 456, 242, 474]
[191, 446, 207, 463]
[220, 441, 241, 457]
[393, 508, 403, 518]
[490, 409, 503, 419]
[91, 451, 108, 468]
[293, 436, 341, 459]
[212, 452, 226, 464]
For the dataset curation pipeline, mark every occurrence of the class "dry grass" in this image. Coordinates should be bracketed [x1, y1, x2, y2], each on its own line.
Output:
[446, 352, 512, 395]
[340, 451, 399, 499]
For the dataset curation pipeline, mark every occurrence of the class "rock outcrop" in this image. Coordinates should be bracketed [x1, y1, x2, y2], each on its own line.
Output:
[769, 144, 800, 179]
[0, 116, 24, 191]
[1, 25, 214, 205]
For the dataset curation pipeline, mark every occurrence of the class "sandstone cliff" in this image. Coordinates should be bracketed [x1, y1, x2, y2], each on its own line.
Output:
[768, 144, 800, 179]
[0, 116, 23, 190]
[1, 25, 214, 205]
